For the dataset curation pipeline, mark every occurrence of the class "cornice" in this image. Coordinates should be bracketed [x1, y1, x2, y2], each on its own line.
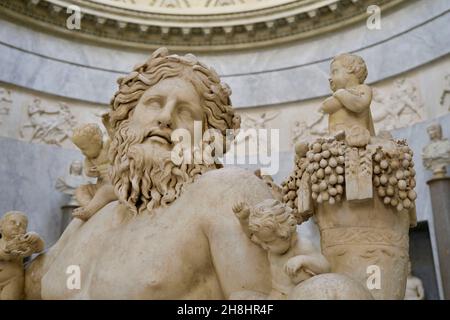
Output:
[0, 0, 406, 52]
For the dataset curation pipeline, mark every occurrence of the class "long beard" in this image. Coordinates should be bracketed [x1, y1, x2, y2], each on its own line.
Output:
[110, 120, 213, 214]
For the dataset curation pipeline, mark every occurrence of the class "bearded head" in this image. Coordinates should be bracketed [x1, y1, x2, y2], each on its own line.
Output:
[108, 47, 240, 214]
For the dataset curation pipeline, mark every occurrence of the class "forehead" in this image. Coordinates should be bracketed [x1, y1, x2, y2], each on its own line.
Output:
[141, 76, 201, 103]
[331, 60, 344, 70]
[4, 214, 26, 221]
[253, 227, 278, 241]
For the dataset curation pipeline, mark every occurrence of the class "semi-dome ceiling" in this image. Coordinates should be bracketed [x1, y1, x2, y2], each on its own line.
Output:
[0, 0, 405, 51]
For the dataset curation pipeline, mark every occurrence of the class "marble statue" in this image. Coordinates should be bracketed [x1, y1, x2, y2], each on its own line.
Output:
[55, 160, 90, 206]
[320, 53, 375, 136]
[0, 211, 44, 300]
[4, 48, 416, 300]
[282, 53, 417, 299]
[23, 48, 281, 300]
[71, 123, 117, 221]
[404, 262, 425, 300]
[422, 123, 450, 178]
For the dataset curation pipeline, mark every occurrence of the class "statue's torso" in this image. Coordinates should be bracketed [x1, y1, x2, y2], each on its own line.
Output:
[41, 201, 221, 299]
[36, 167, 273, 299]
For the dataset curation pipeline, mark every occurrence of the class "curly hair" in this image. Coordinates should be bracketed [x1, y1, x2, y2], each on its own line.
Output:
[332, 53, 368, 84]
[71, 123, 103, 150]
[108, 47, 240, 151]
[248, 199, 297, 240]
[0, 211, 28, 234]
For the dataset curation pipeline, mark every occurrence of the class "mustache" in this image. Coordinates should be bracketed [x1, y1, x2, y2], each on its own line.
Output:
[143, 127, 172, 145]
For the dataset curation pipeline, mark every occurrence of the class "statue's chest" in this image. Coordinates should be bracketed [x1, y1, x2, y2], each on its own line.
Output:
[42, 205, 209, 299]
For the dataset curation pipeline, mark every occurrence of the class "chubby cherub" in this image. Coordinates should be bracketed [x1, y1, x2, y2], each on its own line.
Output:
[0, 211, 44, 300]
[71, 123, 117, 221]
[232, 199, 330, 299]
[321, 53, 375, 136]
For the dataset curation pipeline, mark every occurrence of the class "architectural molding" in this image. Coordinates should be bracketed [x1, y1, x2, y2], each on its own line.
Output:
[0, 0, 405, 52]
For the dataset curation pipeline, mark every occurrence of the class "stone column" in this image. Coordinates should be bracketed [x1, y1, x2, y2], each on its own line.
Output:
[427, 176, 450, 299]
[60, 204, 76, 235]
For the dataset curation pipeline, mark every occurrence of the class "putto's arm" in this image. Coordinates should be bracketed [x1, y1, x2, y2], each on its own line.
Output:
[333, 85, 372, 113]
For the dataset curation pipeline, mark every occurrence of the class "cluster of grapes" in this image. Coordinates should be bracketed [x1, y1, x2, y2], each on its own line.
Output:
[281, 155, 305, 212]
[281, 137, 417, 214]
[305, 140, 346, 205]
[372, 144, 417, 211]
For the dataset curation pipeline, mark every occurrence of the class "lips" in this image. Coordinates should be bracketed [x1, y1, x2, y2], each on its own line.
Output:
[146, 130, 172, 145]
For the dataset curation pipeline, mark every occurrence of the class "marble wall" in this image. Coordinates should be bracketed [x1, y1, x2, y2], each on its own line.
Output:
[0, 0, 448, 107]
[0, 136, 83, 246]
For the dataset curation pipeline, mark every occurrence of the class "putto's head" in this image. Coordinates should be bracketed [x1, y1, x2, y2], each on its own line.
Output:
[108, 48, 240, 214]
[248, 199, 297, 255]
[329, 53, 368, 92]
[0, 211, 28, 239]
[71, 123, 104, 158]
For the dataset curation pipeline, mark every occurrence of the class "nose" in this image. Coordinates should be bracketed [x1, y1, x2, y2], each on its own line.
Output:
[155, 100, 176, 129]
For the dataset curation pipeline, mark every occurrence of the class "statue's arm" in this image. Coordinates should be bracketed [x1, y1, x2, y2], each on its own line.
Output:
[294, 236, 330, 274]
[203, 209, 271, 299]
[24, 219, 82, 299]
[0, 246, 14, 261]
[333, 85, 372, 113]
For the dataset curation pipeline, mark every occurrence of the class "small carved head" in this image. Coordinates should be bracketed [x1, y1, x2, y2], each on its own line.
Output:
[71, 123, 104, 158]
[248, 199, 297, 255]
[69, 160, 83, 176]
[0, 211, 28, 239]
[329, 53, 368, 91]
[426, 123, 442, 141]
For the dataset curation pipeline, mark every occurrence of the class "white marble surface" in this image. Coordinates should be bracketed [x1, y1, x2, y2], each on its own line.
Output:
[0, 0, 449, 107]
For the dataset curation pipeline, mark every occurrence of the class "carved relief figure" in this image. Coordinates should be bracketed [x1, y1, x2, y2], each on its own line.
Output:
[372, 79, 424, 133]
[20, 99, 76, 145]
[422, 123, 450, 178]
[71, 123, 117, 221]
[440, 74, 450, 109]
[404, 262, 425, 300]
[0, 212, 44, 300]
[55, 160, 92, 206]
[232, 200, 330, 299]
[236, 111, 280, 149]
[0, 87, 12, 125]
[291, 112, 328, 146]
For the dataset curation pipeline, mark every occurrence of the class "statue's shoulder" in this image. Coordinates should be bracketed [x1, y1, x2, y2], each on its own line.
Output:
[198, 166, 260, 185]
[192, 166, 273, 199]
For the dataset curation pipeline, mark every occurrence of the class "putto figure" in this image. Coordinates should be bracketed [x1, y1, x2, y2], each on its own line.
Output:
[321, 53, 375, 136]
[71, 123, 117, 221]
[232, 199, 330, 299]
[0, 211, 44, 300]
